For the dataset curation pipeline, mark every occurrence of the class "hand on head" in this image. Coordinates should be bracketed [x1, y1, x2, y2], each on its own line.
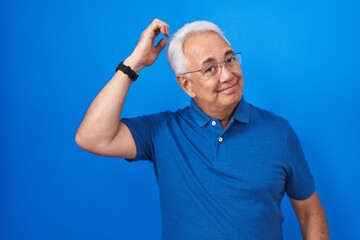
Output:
[125, 19, 170, 72]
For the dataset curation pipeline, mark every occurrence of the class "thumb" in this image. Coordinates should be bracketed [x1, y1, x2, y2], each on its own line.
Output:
[155, 38, 167, 53]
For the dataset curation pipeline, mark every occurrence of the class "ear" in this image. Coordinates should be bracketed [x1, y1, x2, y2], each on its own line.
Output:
[176, 75, 196, 98]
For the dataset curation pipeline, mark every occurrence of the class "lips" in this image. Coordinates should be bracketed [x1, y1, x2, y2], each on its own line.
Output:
[217, 79, 239, 92]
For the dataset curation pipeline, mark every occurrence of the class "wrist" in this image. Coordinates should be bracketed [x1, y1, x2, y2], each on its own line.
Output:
[116, 61, 139, 81]
[123, 56, 143, 74]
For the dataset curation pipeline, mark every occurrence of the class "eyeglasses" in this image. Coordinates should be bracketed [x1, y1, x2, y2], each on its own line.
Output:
[180, 52, 242, 79]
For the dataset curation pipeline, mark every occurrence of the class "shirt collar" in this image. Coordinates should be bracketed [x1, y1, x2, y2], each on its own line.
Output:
[189, 97, 250, 127]
[189, 99, 211, 127]
[233, 96, 250, 124]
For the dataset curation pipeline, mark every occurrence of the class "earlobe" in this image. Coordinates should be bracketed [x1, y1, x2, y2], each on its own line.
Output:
[176, 75, 196, 98]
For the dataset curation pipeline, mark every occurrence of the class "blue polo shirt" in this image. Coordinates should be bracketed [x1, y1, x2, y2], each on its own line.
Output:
[122, 97, 315, 240]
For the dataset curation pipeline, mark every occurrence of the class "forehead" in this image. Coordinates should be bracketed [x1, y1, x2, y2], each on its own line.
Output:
[183, 31, 232, 65]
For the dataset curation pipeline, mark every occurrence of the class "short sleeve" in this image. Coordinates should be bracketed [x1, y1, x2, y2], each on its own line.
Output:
[285, 124, 316, 200]
[121, 111, 171, 162]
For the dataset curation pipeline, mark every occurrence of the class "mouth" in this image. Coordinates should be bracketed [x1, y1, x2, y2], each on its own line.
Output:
[216, 79, 239, 93]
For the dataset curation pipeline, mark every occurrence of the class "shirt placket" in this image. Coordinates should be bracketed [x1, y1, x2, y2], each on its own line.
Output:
[209, 119, 226, 166]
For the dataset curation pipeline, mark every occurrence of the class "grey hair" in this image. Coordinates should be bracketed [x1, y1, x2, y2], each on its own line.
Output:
[167, 20, 230, 75]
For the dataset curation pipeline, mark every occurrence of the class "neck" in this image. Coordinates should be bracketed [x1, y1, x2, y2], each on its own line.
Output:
[212, 108, 235, 129]
[199, 101, 238, 129]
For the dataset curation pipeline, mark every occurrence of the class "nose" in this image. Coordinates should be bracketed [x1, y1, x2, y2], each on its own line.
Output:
[218, 63, 234, 82]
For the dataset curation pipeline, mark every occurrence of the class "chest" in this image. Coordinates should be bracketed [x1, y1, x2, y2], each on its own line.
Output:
[153, 119, 289, 200]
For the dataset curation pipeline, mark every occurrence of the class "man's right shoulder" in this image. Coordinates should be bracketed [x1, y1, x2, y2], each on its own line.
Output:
[122, 105, 190, 126]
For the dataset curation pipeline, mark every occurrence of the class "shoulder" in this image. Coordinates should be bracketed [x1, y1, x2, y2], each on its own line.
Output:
[244, 102, 298, 144]
[122, 110, 172, 128]
[122, 105, 189, 129]
[152, 105, 191, 124]
[248, 103, 289, 127]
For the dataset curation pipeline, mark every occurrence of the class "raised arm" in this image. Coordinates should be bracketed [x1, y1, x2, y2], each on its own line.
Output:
[290, 192, 330, 239]
[75, 19, 170, 159]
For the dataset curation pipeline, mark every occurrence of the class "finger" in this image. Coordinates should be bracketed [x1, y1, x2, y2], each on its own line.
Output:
[148, 24, 162, 40]
[149, 19, 169, 37]
[155, 20, 169, 37]
[159, 21, 170, 37]
[155, 38, 167, 52]
[159, 25, 170, 37]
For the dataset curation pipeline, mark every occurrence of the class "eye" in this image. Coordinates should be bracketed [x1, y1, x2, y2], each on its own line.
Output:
[203, 65, 217, 74]
[225, 56, 239, 68]
[226, 57, 236, 64]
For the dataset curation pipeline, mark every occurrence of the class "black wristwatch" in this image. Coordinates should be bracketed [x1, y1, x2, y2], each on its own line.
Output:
[115, 62, 138, 81]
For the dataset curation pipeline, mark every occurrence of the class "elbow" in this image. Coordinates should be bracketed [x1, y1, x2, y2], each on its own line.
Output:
[75, 129, 92, 151]
[75, 130, 85, 149]
[75, 129, 106, 154]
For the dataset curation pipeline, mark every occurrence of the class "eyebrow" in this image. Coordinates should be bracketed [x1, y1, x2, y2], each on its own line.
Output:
[201, 50, 236, 65]
[225, 49, 235, 57]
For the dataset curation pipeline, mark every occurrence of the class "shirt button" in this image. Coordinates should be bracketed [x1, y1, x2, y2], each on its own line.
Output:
[211, 121, 216, 126]
[218, 137, 223, 142]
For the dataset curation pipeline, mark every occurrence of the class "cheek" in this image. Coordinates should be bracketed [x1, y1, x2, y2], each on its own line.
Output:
[194, 80, 218, 94]
[234, 68, 243, 79]
[207, 82, 220, 95]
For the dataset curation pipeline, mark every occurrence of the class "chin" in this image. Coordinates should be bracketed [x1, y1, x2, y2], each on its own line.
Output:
[232, 93, 242, 105]
[229, 84, 243, 102]
[222, 92, 242, 108]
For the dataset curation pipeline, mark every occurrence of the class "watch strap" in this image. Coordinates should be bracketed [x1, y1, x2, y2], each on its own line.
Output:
[115, 62, 138, 81]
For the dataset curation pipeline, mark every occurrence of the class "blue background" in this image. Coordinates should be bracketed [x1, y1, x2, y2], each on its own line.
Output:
[1, 0, 359, 239]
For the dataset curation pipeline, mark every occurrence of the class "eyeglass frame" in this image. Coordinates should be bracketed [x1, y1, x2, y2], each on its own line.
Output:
[179, 52, 242, 78]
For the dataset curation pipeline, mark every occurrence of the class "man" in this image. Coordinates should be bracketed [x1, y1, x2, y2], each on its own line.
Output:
[76, 19, 329, 239]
